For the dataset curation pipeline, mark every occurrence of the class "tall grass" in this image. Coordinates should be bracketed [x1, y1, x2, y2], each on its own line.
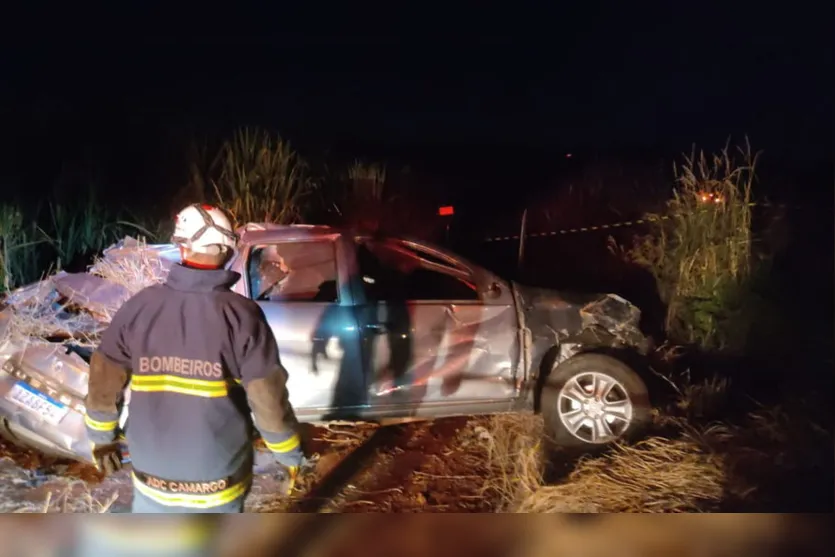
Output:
[0, 205, 47, 292]
[625, 140, 760, 351]
[210, 127, 314, 226]
[39, 189, 162, 271]
[334, 161, 443, 239]
[336, 160, 389, 231]
[0, 188, 163, 293]
[348, 160, 387, 202]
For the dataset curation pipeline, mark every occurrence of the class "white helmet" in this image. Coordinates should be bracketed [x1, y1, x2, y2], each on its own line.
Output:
[171, 204, 238, 253]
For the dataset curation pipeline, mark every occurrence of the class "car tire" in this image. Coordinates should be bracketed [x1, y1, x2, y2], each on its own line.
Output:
[540, 352, 651, 451]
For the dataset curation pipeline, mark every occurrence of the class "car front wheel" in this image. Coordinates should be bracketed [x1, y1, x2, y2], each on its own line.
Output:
[540, 352, 651, 450]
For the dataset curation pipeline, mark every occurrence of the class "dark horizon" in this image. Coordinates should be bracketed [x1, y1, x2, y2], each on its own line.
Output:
[1, 7, 832, 205]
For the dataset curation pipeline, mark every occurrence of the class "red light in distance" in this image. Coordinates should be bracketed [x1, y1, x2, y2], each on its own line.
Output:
[438, 206, 454, 216]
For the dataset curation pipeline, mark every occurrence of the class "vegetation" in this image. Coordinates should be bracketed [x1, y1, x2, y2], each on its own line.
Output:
[0, 127, 318, 293]
[620, 140, 764, 352]
[480, 361, 830, 514]
[0, 204, 47, 292]
[334, 160, 445, 239]
[0, 192, 163, 293]
[348, 160, 387, 201]
[335, 160, 389, 231]
[208, 127, 315, 227]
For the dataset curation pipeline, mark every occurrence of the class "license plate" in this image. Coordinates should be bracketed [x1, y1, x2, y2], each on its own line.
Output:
[5, 381, 70, 425]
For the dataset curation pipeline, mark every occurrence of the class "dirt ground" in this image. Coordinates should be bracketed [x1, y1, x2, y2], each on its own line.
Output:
[0, 416, 499, 513]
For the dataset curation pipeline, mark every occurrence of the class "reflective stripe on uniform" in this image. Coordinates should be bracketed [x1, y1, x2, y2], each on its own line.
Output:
[85, 414, 119, 431]
[130, 374, 229, 398]
[265, 433, 301, 453]
[131, 472, 250, 509]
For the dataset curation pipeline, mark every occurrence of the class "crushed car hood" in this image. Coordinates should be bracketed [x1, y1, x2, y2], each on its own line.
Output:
[511, 282, 650, 361]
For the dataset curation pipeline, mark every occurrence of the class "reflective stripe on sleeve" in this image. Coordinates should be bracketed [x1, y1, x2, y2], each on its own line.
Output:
[84, 414, 119, 431]
[130, 374, 229, 398]
[264, 433, 301, 453]
[131, 472, 250, 509]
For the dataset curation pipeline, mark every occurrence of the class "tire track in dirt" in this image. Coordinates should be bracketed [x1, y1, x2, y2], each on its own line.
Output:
[325, 421, 437, 512]
[292, 416, 494, 512]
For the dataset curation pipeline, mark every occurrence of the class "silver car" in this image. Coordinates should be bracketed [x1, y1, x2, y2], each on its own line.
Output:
[0, 225, 652, 464]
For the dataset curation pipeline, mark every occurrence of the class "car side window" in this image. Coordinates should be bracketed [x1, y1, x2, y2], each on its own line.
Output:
[247, 240, 339, 303]
[356, 240, 479, 302]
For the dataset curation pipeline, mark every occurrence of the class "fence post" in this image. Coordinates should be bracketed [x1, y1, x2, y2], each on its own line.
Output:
[517, 209, 528, 273]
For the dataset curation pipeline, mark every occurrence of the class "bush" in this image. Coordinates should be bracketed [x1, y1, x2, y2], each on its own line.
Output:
[625, 140, 764, 352]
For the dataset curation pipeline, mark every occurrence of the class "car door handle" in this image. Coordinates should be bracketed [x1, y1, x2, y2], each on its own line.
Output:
[365, 323, 388, 334]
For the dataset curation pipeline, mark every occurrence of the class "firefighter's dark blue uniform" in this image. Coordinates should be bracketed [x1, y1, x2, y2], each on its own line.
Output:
[84, 263, 303, 513]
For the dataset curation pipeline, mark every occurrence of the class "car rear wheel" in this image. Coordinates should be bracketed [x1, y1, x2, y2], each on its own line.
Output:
[540, 353, 651, 450]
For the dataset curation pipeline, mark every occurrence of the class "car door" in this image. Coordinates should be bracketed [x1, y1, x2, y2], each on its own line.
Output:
[242, 237, 366, 418]
[353, 237, 519, 411]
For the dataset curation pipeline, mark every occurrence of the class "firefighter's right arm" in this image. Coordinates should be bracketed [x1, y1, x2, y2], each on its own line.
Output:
[85, 302, 134, 445]
[236, 311, 303, 467]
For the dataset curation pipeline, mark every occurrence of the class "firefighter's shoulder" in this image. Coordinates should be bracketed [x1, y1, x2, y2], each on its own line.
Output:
[101, 284, 165, 333]
[214, 290, 270, 329]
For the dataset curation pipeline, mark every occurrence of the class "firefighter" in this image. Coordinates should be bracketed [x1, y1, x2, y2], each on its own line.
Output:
[83, 203, 304, 515]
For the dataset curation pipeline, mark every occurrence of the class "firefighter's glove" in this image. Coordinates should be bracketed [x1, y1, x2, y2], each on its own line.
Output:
[90, 442, 123, 477]
[273, 444, 304, 470]
[277, 455, 313, 495]
[278, 464, 299, 495]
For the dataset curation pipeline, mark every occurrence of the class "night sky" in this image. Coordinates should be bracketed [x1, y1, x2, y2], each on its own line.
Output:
[1, 4, 832, 199]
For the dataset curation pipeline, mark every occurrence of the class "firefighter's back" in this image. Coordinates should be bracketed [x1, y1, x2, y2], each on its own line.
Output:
[121, 279, 261, 483]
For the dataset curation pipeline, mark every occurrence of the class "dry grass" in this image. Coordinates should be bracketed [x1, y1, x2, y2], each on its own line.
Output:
[0, 287, 102, 348]
[480, 413, 545, 509]
[0, 456, 116, 513]
[482, 413, 725, 513]
[0, 236, 173, 347]
[32, 482, 119, 513]
[482, 364, 830, 514]
[515, 436, 724, 513]
[88, 237, 171, 298]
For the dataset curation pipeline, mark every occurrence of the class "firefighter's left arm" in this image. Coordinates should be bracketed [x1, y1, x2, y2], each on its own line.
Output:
[84, 301, 135, 445]
[235, 307, 303, 465]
